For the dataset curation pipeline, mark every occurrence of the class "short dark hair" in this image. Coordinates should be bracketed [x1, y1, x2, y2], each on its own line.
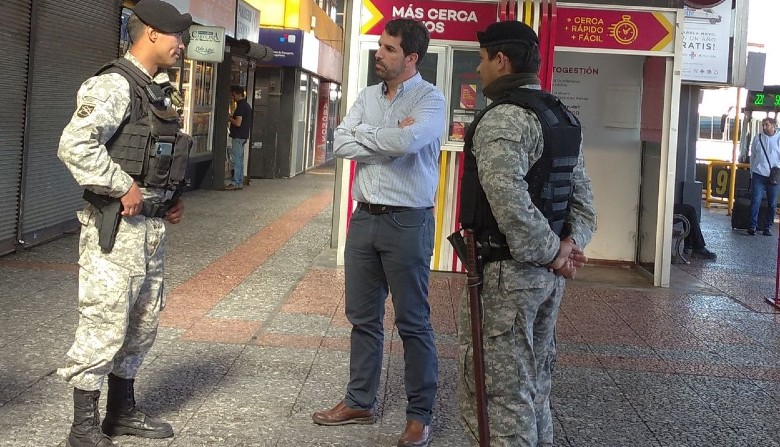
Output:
[763, 117, 777, 126]
[127, 15, 146, 43]
[484, 41, 541, 74]
[383, 19, 430, 66]
[230, 85, 245, 96]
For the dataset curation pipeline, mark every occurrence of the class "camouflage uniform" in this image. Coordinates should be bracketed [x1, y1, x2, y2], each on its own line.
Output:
[458, 98, 597, 446]
[57, 53, 174, 392]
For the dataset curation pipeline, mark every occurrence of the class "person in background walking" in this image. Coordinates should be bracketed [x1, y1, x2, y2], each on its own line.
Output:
[749, 117, 780, 236]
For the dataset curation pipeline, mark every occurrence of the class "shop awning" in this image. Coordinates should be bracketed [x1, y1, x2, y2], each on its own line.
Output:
[231, 38, 274, 62]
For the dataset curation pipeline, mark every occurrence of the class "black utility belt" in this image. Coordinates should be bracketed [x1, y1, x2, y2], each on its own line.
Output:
[480, 246, 546, 267]
[357, 202, 432, 215]
[482, 245, 513, 263]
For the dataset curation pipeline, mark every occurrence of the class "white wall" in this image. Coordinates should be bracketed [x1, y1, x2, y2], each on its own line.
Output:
[552, 52, 645, 262]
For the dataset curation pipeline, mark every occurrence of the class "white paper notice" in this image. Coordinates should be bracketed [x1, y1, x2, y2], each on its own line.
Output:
[681, 2, 733, 83]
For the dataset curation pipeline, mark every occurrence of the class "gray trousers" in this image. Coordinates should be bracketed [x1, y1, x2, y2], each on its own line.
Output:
[58, 208, 166, 391]
[459, 260, 564, 447]
[343, 207, 439, 424]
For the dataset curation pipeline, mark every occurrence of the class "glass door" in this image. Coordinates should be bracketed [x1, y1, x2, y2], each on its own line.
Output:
[180, 60, 216, 155]
[290, 71, 309, 176]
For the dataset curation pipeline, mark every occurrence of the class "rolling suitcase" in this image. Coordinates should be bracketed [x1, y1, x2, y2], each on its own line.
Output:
[731, 189, 767, 230]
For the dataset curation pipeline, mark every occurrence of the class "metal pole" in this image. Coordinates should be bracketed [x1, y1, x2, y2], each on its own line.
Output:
[769, 220, 780, 308]
[727, 88, 742, 214]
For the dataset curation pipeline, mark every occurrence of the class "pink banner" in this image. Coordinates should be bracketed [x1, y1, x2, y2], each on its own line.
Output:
[362, 0, 497, 42]
[556, 7, 673, 52]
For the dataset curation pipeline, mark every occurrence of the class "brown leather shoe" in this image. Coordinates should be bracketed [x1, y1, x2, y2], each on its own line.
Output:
[397, 420, 432, 447]
[311, 401, 374, 426]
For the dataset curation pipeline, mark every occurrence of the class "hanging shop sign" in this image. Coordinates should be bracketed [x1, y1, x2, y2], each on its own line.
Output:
[259, 29, 303, 66]
[315, 83, 330, 165]
[555, 7, 675, 53]
[236, 0, 260, 43]
[186, 25, 226, 63]
[165, 0, 236, 36]
[360, 0, 498, 42]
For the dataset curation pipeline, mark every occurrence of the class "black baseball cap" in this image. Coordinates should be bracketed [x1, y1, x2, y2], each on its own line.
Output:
[477, 21, 539, 47]
[133, 0, 192, 34]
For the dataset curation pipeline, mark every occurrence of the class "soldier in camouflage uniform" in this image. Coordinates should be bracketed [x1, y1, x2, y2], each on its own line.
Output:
[457, 22, 597, 447]
[56, 1, 191, 446]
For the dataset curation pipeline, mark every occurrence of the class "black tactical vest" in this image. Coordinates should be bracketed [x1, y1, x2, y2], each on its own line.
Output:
[97, 58, 191, 190]
[460, 88, 582, 246]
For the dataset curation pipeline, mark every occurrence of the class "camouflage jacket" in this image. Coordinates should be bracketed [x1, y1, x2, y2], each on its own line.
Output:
[58, 53, 174, 202]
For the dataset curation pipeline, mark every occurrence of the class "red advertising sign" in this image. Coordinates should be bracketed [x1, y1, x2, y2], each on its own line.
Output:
[459, 84, 477, 109]
[556, 8, 674, 52]
[361, 0, 498, 42]
[315, 83, 330, 165]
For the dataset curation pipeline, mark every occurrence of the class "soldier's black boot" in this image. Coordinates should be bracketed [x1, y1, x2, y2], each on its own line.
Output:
[101, 373, 174, 439]
[66, 388, 117, 447]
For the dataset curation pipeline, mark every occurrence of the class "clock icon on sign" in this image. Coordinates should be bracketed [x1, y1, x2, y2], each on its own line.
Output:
[609, 15, 639, 46]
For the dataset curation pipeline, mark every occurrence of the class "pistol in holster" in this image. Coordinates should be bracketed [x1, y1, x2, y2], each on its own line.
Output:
[82, 189, 123, 253]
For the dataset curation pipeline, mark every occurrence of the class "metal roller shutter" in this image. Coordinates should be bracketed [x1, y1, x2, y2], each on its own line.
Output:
[20, 0, 122, 246]
[0, 1, 32, 255]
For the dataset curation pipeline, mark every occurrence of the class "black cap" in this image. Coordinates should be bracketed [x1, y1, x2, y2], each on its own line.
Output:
[133, 0, 192, 34]
[477, 21, 539, 47]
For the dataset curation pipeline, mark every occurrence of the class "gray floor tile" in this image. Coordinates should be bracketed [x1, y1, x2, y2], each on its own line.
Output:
[560, 417, 660, 447]
[646, 420, 767, 447]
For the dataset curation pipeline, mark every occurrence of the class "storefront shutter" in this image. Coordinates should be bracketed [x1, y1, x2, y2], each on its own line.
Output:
[19, 0, 121, 246]
[0, 1, 32, 255]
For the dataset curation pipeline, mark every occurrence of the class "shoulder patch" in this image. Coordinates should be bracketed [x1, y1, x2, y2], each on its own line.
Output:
[76, 104, 96, 118]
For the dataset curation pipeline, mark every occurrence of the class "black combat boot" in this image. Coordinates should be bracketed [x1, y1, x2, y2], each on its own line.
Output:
[66, 388, 117, 447]
[101, 373, 174, 438]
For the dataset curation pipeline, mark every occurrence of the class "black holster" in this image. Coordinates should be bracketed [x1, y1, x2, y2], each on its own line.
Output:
[83, 190, 123, 253]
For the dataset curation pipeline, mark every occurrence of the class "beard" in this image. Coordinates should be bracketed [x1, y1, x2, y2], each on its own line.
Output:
[374, 62, 398, 81]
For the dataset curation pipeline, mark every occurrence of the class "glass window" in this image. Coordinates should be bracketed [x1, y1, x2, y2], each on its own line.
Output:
[448, 50, 487, 142]
[698, 116, 713, 140]
[698, 115, 734, 141]
[724, 117, 735, 141]
[188, 61, 216, 154]
[711, 115, 724, 140]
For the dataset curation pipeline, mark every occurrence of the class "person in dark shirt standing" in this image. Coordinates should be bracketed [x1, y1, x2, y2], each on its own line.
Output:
[227, 85, 252, 190]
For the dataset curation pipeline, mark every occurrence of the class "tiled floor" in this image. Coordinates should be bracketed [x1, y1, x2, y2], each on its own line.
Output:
[1, 164, 779, 446]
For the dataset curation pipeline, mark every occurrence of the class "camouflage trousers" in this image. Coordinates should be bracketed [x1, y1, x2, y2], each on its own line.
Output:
[458, 260, 564, 447]
[58, 207, 167, 391]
